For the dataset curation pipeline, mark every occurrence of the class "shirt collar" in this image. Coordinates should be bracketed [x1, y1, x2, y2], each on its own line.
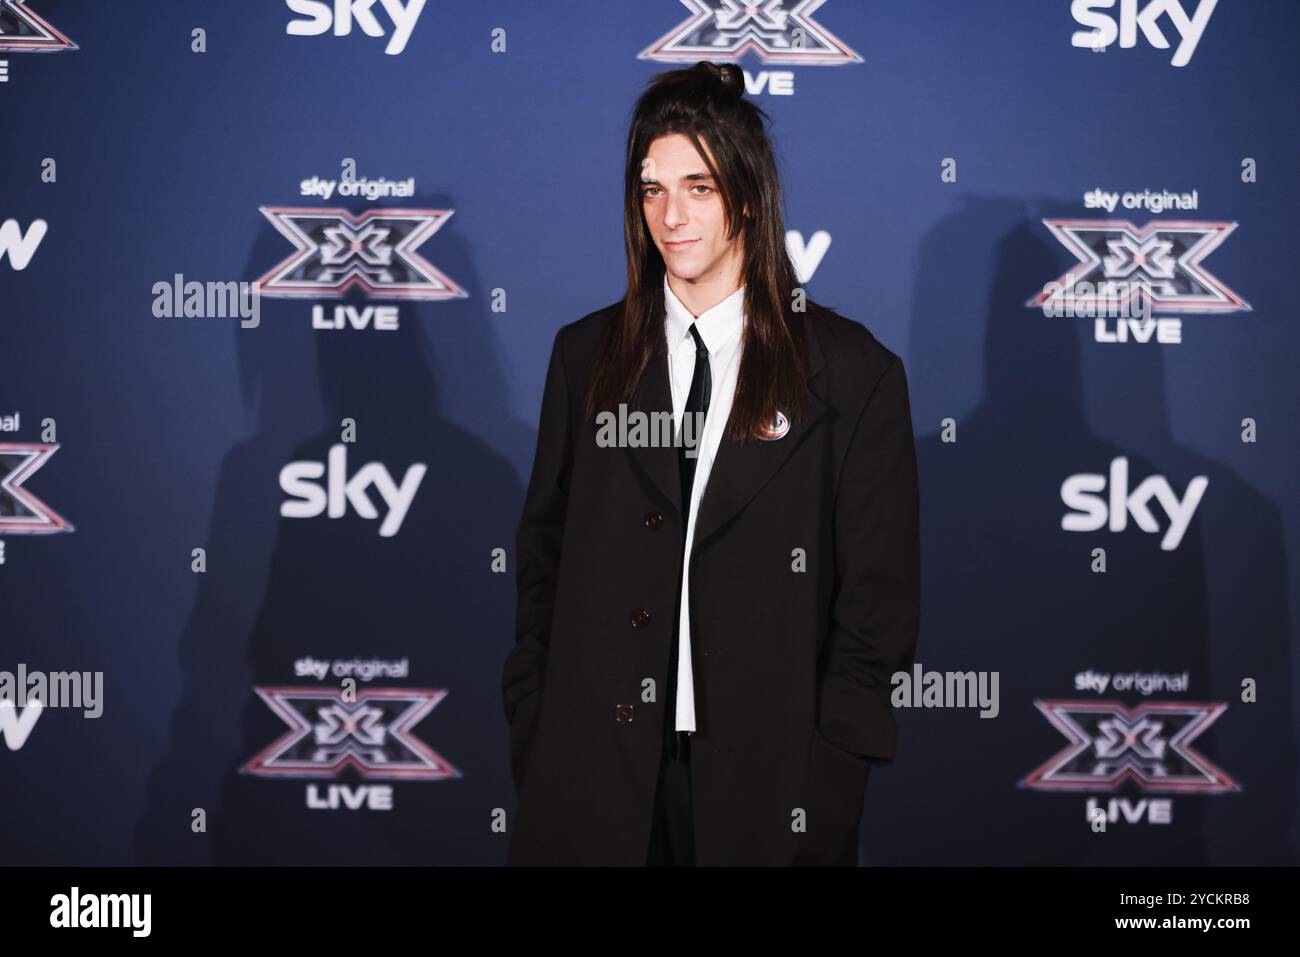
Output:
[663, 274, 745, 356]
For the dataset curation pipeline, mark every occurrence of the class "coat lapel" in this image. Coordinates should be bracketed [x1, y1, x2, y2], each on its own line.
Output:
[623, 344, 684, 518]
[693, 317, 828, 548]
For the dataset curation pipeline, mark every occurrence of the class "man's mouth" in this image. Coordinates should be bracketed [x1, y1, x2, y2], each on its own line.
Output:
[664, 238, 699, 251]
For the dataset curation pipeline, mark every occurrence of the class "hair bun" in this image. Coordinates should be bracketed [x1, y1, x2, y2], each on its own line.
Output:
[698, 61, 743, 99]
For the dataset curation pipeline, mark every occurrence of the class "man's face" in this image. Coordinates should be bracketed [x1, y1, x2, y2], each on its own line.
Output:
[640, 133, 744, 286]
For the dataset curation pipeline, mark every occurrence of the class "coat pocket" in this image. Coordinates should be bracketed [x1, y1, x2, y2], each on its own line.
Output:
[793, 728, 870, 865]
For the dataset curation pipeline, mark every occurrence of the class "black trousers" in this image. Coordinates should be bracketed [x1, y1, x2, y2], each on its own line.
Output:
[646, 729, 694, 865]
[649, 520, 697, 865]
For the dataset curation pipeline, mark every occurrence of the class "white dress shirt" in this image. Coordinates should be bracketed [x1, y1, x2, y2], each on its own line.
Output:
[663, 274, 746, 733]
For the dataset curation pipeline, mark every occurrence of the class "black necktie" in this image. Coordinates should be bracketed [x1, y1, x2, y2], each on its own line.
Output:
[678, 323, 712, 524]
[665, 323, 710, 760]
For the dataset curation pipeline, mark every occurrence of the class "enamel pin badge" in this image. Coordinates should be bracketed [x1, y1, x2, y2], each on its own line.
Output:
[757, 411, 790, 441]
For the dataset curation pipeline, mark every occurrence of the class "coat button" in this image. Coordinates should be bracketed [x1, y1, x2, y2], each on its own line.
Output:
[630, 608, 651, 629]
[644, 511, 664, 530]
[616, 704, 635, 723]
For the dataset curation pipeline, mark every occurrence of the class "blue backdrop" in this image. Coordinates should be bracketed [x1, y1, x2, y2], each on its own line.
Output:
[1, 0, 1296, 865]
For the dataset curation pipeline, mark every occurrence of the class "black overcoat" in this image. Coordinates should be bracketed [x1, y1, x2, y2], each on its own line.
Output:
[502, 299, 920, 865]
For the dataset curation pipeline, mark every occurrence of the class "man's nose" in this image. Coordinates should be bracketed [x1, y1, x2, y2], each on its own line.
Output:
[663, 190, 689, 229]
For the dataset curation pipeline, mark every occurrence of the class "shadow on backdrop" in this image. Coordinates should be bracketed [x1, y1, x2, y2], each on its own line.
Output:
[859, 196, 1294, 865]
[136, 192, 527, 864]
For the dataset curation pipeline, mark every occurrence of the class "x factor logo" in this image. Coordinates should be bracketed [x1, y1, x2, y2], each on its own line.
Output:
[640, 0, 861, 66]
[0, 443, 73, 534]
[255, 207, 466, 300]
[1027, 219, 1250, 315]
[0, 0, 77, 52]
[242, 687, 459, 780]
[1020, 700, 1238, 794]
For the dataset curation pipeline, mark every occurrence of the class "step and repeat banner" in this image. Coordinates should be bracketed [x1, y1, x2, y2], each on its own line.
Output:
[1, 1, 1296, 865]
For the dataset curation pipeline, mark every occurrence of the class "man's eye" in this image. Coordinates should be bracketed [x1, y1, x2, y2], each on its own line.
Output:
[692, 185, 712, 194]
[643, 186, 661, 197]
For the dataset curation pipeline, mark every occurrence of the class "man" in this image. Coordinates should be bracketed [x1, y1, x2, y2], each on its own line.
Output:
[502, 61, 920, 866]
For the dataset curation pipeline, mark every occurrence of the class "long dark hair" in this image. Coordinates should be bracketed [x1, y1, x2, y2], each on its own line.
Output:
[585, 61, 807, 442]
